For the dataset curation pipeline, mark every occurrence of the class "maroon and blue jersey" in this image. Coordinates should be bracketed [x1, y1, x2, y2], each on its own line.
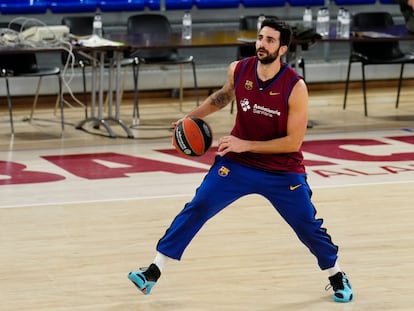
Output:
[225, 56, 305, 174]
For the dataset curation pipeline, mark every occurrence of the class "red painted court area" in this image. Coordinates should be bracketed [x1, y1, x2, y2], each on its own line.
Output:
[1, 130, 413, 207]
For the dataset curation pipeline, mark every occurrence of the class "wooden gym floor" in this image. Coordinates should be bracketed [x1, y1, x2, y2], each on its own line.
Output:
[0, 81, 414, 310]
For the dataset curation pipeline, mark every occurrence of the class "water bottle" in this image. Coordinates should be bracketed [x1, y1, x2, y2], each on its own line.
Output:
[257, 14, 265, 32]
[323, 8, 330, 37]
[303, 7, 312, 29]
[336, 7, 345, 38]
[92, 13, 103, 37]
[316, 7, 329, 37]
[182, 11, 192, 40]
[316, 8, 324, 36]
[340, 9, 351, 38]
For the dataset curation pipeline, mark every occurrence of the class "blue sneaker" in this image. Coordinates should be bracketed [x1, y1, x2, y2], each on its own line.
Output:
[128, 264, 160, 295]
[326, 272, 354, 302]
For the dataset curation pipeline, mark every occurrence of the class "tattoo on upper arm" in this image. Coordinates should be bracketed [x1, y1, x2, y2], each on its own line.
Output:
[211, 90, 233, 108]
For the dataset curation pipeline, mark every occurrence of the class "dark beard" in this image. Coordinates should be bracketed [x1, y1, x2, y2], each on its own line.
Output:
[256, 47, 280, 65]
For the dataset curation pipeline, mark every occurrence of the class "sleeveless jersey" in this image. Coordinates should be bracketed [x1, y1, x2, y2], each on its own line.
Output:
[225, 57, 306, 174]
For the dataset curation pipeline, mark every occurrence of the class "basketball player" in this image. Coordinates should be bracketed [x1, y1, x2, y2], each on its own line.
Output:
[128, 18, 354, 303]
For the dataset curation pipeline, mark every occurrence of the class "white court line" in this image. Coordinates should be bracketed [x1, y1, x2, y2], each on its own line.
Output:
[1, 179, 413, 210]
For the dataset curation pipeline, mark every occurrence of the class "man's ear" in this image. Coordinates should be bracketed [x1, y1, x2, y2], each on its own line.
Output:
[279, 45, 288, 57]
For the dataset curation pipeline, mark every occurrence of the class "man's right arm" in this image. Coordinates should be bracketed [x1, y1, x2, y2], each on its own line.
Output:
[173, 61, 238, 126]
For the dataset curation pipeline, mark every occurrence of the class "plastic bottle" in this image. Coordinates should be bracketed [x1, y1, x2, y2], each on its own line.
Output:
[323, 8, 330, 37]
[303, 7, 312, 29]
[257, 14, 266, 32]
[316, 8, 324, 36]
[340, 9, 351, 38]
[336, 7, 345, 38]
[93, 13, 103, 37]
[182, 11, 192, 40]
[316, 7, 330, 37]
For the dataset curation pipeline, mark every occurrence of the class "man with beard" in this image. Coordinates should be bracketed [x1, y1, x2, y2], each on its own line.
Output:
[128, 17, 354, 303]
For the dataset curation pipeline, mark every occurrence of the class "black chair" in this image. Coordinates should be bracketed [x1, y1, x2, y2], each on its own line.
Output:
[0, 22, 63, 135]
[126, 14, 199, 125]
[343, 12, 414, 116]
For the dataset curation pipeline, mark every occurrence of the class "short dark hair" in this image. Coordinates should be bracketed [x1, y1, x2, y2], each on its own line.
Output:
[260, 17, 292, 47]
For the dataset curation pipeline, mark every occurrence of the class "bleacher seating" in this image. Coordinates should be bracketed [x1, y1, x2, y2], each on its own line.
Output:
[334, 0, 376, 5]
[288, 0, 325, 6]
[194, 0, 240, 9]
[147, 0, 194, 10]
[48, 0, 97, 13]
[0, 0, 399, 14]
[241, 0, 285, 8]
[98, 0, 146, 12]
[379, 0, 397, 3]
[0, 0, 48, 14]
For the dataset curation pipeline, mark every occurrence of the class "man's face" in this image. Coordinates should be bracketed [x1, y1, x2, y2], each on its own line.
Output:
[255, 26, 282, 64]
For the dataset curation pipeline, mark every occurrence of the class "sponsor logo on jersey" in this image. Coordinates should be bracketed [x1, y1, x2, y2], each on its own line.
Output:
[252, 104, 281, 117]
[269, 91, 280, 96]
[240, 98, 251, 112]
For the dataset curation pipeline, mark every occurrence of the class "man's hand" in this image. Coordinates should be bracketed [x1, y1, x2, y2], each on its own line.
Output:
[217, 135, 250, 156]
[172, 117, 185, 128]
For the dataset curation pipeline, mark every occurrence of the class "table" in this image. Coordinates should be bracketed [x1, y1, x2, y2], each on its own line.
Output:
[74, 31, 257, 139]
[72, 44, 135, 138]
[0, 41, 134, 137]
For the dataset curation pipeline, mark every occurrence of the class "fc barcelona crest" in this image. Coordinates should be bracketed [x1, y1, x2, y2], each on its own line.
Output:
[244, 80, 253, 90]
[218, 166, 230, 177]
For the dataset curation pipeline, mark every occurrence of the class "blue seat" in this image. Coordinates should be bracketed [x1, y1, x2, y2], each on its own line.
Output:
[48, 0, 97, 13]
[288, 0, 324, 6]
[194, 0, 239, 9]
[98, 0, 145, 11]
[334, 0, 376, 4]
[379, 0, 397, 3]
[242, 0, 285, 7]
[0, 0, 48, 14]
[147, 0, 193, 10]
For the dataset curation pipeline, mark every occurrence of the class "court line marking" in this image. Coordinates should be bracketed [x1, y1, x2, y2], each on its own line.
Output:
[1, 179, 413, 210]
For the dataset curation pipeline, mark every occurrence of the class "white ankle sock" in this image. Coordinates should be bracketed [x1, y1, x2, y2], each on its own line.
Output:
[327, 262, 342, 277]
[153, 252, 171, 272]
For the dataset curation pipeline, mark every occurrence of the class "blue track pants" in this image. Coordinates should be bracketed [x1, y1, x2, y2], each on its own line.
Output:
[156, 156, 338, 270]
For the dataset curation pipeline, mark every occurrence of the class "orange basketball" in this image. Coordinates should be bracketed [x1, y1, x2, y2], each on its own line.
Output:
[172, 117, 213, 157]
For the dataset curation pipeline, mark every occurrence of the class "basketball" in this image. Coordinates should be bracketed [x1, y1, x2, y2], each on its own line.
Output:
[172, 117, 213, 157]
